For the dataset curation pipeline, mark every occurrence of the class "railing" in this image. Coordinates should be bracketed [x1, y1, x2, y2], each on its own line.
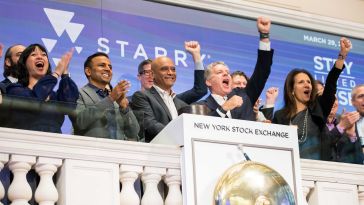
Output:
[0, 127, 364, 205]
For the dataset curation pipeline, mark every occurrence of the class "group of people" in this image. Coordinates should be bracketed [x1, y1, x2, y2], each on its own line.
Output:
[0, 17, 363, 165]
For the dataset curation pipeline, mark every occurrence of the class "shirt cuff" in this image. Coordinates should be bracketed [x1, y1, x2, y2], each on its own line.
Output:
[263, 103, 274, 108]
[259, 41, 271, 51]
[194, 61, 204, 70]
[216, 108, 227, 118]
[336, 124, 345, 134]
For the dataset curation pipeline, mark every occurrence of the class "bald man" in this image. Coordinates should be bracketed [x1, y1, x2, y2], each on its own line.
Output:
[132, 56, 188, 142]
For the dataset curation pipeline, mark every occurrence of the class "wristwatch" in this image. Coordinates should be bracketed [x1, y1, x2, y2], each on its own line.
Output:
[61, 73, 71, 78]
[338, 53, 346, 60]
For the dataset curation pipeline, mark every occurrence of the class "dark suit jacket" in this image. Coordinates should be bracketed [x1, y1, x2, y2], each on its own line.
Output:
[131, 86, 188, 142]
[330, 125, 363, 164]
[128, 68, 207, 106]
[176, 68, 207, 104]
[72, 84, 140, 141]
[0, 82, 5, 94]
[199, 49, 274, 121]
[1, 78, 12, 88]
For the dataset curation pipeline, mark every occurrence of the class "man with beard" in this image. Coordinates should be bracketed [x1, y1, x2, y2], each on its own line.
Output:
[1, 44, 26, 88]
[199, 17, 273, 120]
[72, 52, 140, 141]
[0, 43, 25, 205]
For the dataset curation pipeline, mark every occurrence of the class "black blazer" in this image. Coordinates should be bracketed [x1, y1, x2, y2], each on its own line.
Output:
[128, 69, 207, 106]
[132, 86, 188, 142]
[273, 66, 343, 160]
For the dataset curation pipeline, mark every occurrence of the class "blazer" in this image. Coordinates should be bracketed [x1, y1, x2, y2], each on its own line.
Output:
[273, 66, 343, 160]
[199, 49, 274, 121]
[326, 125, 363, 164]
[176, 68, 207, 104]
[72, 84, 140, 141]
[131, 86, 188, 142]
[128, 68, 207, 106]
[0, 78, 12, 88]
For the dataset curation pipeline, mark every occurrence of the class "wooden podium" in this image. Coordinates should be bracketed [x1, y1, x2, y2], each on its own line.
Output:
[152, 113, 304, 205]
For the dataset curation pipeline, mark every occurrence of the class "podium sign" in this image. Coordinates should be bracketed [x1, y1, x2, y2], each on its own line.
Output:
[152, 114, 304, 205]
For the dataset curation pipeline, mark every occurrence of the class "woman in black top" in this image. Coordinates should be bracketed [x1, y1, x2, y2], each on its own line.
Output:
[273, 37, 352, 160]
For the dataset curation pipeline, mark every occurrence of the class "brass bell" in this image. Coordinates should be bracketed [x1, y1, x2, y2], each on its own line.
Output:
[213, 161, 296, 205]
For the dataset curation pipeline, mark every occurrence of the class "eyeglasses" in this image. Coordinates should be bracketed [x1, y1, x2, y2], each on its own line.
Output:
[139, 70, 154, 76]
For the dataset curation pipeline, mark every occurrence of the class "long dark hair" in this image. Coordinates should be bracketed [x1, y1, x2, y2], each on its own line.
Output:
[281, 69, 317, 118]
[17, 44, 52, 86]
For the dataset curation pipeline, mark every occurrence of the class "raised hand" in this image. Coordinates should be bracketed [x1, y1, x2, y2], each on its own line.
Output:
[335, 37, 352, 69]
[338, 111, 360, 130]
[185, 41, 201, 62]
[110, 80, 131, 104]
[222, 95, 243, 111]
[253, 98, 261, 114]
[339, 37, 352, 57]
[54, 48, 74, 77]
[265, 87, 279, 105]
[257, 16, 271, 34]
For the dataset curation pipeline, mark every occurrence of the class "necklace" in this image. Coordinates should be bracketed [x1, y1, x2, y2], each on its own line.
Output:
[290, 109, 308, 144]
[298, 109, 308, 144]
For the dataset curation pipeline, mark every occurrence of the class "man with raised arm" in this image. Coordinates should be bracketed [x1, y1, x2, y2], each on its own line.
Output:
[132, 41, 207, 104]
[199, 17, 274, 120]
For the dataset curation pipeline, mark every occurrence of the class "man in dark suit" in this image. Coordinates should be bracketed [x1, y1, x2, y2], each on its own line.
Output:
[1, 44, 25, 87]
[132, 56, 191, 142]
[131, 41, 205, 142]
[131, 41, 207, 105]
[199, 17, 273, 121]
[72, 52, 139, 141]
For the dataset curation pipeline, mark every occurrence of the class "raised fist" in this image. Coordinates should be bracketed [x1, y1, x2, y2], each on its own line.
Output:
[222, 95, 243, 111]
[257, 17, 271, 34]
[339, 37, 352, 56]
[185, 41, 201, 62]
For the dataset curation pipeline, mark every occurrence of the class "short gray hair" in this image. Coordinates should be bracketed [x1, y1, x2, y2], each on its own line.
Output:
[351, 84, 364, 99]
[204, 61, 228, 80]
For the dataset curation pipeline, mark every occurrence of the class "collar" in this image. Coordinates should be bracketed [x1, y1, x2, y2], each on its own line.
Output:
[153, 85, 176, 98]
[211, 94, 227, 106]
[7, 76, 18, 83]
[88, 83, 110, 98]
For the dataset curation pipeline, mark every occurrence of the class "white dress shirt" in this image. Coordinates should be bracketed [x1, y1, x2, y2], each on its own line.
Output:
[154, 85, 179, 120]
[356, 117, 364, 146]
[211, 94, 232, 118]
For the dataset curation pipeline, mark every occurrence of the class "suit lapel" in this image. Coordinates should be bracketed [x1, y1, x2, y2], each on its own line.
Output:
[205, 95, 220, 110]
[82, 85, 101, 104]
[150, 87, 172, 120]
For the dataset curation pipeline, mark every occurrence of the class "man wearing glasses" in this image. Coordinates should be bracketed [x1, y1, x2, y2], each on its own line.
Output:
[132, 41, 206, 142]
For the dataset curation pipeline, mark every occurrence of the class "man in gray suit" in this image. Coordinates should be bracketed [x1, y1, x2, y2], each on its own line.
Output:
[72, 52, 139, 141]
